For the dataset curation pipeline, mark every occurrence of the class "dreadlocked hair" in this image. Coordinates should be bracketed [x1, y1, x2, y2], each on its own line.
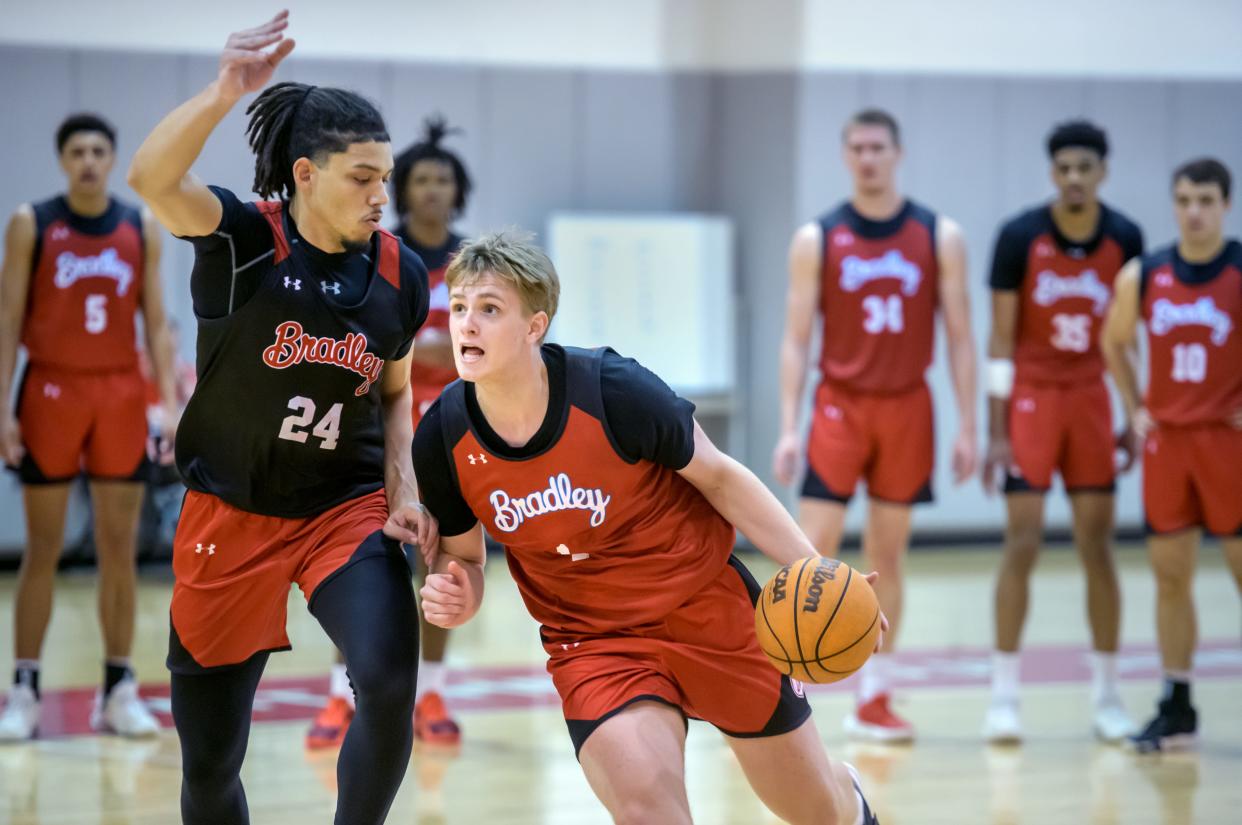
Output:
[245, 82, 390, 200]
[391, 114, 473, 218]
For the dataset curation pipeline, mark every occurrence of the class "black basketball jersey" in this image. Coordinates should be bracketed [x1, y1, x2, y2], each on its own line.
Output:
[177, 190, 430, 518]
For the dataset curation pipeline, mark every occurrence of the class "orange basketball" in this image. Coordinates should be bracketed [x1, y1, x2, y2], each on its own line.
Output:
[754, 557, 880, 684]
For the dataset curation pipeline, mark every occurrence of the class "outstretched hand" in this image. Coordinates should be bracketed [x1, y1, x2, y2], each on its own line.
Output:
[217, 10, 296, 100]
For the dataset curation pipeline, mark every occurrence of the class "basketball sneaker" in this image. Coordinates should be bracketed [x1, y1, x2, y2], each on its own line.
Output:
[414, 691, 461, 746]
[845, 694, 914, 742]
[981, 700, 1022, 744]
[0, 684, 40, 741]
[843, 762, 881, 824]
[1128, 700, 1197, 754]
[91, 677, 159, 738]
[305, 696, 354, 750]
[1092, 699, 1134, 743]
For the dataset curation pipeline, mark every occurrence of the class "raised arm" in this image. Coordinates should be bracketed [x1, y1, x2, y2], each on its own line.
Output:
[937, 216, 978, 484]
[127, 11, 295, 236]
[0, 207, 35, 466]
[772, 222, 822, 486]
[1101, 259, 1147, 452]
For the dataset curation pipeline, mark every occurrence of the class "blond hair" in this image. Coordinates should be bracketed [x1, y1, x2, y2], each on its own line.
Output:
[445, 231, 560, 330]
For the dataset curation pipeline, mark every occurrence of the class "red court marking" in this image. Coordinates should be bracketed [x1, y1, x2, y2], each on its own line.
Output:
[29, 639, 1242, 739]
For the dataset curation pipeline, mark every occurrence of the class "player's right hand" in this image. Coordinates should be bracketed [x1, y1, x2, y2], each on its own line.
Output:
[217, 10, 296, 101]
[980, 436, 1013, 495]
[771, 432, 801, 487]
[861, 571, 889, 653]
[0, 414, 23, 467]
[420, 560, 475, 629]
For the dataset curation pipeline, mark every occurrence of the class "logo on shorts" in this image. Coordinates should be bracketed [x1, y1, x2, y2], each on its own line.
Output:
[261, 321, 385, 396]
[1149, 297, 1233, 345]
[840, 251, 922, 295]
[488, 473, 612, 533]
[791, 678, 806, 698]
[1032, 269, 1111, 315]
[53, 249, 133, 296]
[195, 543, 216, 555]
[42, 382, 61, 399]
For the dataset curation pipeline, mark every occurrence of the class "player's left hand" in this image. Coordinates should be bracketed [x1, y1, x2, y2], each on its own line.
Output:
[385, 501, 439, 556]
[862, 571, 890, 653]
[155, 402, 180, 466]
[1115, 425, 1139, 473]
[951, 429, 978, 484]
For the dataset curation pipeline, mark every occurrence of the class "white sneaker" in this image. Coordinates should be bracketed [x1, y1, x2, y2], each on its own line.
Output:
[1093, 699, 1134, 743]
[0, 684, 41, 742]
[982, 700, 1022, 744]
[91, 678, 159, 738]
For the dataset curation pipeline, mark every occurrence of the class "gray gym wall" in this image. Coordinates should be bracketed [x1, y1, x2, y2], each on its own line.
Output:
[1, 44, 1240, 551]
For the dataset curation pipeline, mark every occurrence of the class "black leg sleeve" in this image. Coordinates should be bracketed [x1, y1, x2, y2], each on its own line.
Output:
[310, 531, 420, 825]
[171, 651, 269, 825]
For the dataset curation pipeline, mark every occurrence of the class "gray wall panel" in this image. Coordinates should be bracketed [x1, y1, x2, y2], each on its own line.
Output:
[0, 49, 75, 207]
[577, 73, 679, 210]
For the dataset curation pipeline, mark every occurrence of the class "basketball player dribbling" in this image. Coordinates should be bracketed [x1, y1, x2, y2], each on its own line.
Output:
[127, 12, 436, 823]
[772, 108, 978, 741]
[307, 117, 469, 750]
[982, 121, 1144, 743]
[1102, 158, 1242, 753]
[0, 113, 180, 741]
[414, 232, 883, 825]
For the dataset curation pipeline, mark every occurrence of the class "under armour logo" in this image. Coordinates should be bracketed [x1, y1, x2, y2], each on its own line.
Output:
[283, 277, 301, 290]
[1016, 398, 1036, 413]
[42, 383, 61, 399]
[556, 543, 590, 562]
[467, 454, 488, 465]
[823, 404, 843, 421]
[1035, 242, 1054, 258]
[1156, 273, 1174, 287]
[321, 281, 341, 295]
[833, 231, 855, 247]
[51, 226, 70, 241]
[790, 678, 806, 698]
[195, 543, 216, 555]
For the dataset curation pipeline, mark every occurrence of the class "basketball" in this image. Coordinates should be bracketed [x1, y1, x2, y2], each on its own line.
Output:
[755, 557, 881, 684]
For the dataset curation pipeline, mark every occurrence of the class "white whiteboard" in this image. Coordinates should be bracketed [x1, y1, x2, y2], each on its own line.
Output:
[547, 213, 735, 395]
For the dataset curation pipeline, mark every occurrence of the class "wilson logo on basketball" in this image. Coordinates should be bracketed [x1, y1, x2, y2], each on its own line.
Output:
[802, 557, 841, 613]
[261, 320, 385, 396]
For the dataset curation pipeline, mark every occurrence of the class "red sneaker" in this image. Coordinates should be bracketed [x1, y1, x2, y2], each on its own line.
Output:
[845, 694, 915, 742]
[305, 696, 354, 750]
[414, 691, 461, 746]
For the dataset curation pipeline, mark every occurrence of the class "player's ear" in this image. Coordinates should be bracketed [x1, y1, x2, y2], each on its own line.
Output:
[292, 156, 315, 192]
[528, 310, 549, 344]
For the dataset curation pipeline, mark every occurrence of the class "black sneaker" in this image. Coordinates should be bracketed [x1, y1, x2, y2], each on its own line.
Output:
[1128, 699, 1197, 754]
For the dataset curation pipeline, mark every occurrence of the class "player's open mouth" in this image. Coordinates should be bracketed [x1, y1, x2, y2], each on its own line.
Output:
[460, 345, 485, 363]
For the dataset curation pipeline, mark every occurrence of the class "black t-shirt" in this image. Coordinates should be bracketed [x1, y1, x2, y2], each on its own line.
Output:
[175, 187, 429, 517]
[396, 227, 462, 274]
[413, 345, 697, 536]
[989, 202, 1144, 290]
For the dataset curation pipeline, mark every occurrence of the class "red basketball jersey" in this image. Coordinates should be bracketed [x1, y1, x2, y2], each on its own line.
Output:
[436, 347, 735, 637]
[403, 231, 461, 390]
[23, 196, 144, 371]
[817, 201, 939, 393]
[992, 205, 1143, 385]
[1141, 241, 1242, 425]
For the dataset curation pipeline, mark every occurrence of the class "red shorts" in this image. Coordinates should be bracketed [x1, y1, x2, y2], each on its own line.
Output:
[1006, 379, 1115, 493]
[544, 556, 811, 757]
[168, 488, 391, 672]
[1143, 424, 1242, 536]
[802, 381, 934, 505]
[13, 364, 147, 483]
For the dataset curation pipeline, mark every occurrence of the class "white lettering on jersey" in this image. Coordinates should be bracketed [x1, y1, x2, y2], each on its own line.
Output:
[1149, 297, 1233, 346]
[840, 251, 922, 295]
[1031, 269, 1111, 315]
[53, 249, 133, 296]
[488, 473, 612, 533]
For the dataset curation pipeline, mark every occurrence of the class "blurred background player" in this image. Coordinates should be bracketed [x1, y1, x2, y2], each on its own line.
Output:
[1102, 158, 1242, 753]
[981, 120, 1144, 743]
[416, 231, 881, 825]
[0, 112, 179, 741]
[773, 108, 977, 741]
[127, 12, 436, 822]
[307, 117, 470, 750]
